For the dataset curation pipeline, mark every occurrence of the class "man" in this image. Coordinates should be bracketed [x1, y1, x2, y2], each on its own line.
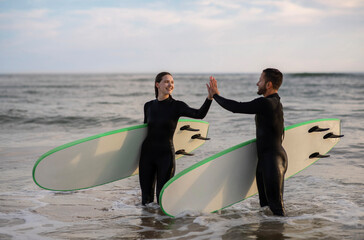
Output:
[207, 68, 288, 216]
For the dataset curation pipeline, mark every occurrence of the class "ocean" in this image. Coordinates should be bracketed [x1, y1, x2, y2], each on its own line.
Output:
[0, 73, 363, 239]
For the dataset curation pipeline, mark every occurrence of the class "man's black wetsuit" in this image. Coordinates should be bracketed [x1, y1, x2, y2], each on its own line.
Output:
[139, 96, 212, 205]
[213, 93, 288, 216]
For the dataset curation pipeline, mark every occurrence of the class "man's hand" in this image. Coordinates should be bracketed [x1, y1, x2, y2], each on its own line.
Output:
[207, 76, 220, 98]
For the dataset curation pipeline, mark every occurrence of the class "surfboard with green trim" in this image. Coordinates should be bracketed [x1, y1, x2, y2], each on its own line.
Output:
[33, 119, 209, 191]
[160, 119, 343, 217]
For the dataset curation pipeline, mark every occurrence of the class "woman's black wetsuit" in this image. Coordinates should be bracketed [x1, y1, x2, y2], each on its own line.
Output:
[213, 93, 288, 216]
[139, 96, 212, 205]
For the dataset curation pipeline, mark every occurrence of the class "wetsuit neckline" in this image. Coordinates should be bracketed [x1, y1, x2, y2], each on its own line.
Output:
[156, 95, 173, 102]
[266, 93, 280, 99]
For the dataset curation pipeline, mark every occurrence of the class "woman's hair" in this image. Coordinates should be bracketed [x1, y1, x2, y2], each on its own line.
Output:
[155, 72, 172, 98]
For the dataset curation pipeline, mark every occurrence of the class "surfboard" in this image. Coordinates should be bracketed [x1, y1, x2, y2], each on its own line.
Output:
[159, 118, 343, 217]
[33, 119, 209, 191]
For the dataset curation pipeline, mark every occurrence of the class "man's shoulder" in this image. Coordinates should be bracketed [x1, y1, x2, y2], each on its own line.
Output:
[252, 96, 275, 110]
[252, 96, 266, 103]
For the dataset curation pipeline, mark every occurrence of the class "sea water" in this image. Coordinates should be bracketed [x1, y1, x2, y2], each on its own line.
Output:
[0, 73, 363, 239]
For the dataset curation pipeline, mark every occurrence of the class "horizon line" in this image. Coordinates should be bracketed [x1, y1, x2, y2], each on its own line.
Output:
[1, 71, 363, 75]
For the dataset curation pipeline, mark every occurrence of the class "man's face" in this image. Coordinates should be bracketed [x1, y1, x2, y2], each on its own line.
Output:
[256, 72, 267, 95]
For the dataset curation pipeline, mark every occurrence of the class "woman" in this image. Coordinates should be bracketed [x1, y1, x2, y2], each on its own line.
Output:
[139, 72, 212, 205]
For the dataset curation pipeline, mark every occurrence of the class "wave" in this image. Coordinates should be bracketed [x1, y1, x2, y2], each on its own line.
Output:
[287, 72, 363, 78]
[283, 106, 325, 112]
[0, 114, 24, 124]
[1, 84, 99, 90]
[132, 77, 151, 82]
[110, 92, 149, 97]
[0, 111, 137, 129]
[25, 116, 99, 125]
[0, 114, 99, 126]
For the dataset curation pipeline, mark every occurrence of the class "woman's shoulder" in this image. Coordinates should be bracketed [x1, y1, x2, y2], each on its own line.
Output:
[145, 99, 155, 104]
[174, 98, 188, 106]
[164, 96, 182, 105]
[144, 99, 155, 108]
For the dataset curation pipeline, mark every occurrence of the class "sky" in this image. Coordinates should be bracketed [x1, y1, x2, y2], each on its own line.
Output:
[0, 0, 363, 73]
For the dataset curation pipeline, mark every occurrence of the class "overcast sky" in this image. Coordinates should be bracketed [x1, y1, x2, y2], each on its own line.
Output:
[0, 0, 363, 73]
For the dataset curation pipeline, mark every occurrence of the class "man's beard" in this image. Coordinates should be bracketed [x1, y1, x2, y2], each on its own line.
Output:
[257, 86, 266, 95]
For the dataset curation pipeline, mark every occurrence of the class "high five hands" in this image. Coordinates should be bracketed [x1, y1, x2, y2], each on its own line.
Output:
[206, 76, 220, 100]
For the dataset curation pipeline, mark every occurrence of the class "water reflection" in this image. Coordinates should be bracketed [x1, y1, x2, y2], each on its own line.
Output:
[223, 220, 286, 240]
[137, 207, 210, 239]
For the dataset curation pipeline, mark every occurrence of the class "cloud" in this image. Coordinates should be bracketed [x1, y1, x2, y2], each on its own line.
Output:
[0, 0, 363, 72]
[316, 0, 364, 9]
[0, 1, 345, 44]
[0, 9, 61, 41]
[265, 1, 323, 24]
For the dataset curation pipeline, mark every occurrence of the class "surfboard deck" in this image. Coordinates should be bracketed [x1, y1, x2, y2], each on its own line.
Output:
[159, 119, 343, 217]
[33, 119, 209, 191]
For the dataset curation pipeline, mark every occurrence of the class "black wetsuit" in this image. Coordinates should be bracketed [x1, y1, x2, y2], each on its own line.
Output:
[139, 96, 212, 205]
[213, 93, 288, 216]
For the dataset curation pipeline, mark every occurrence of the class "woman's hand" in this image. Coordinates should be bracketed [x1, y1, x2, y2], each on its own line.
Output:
[206, 76, 220, 99]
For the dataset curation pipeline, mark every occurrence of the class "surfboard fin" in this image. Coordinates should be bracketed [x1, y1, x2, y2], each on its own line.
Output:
[191, 134, 210, 140]
[308, 126, 330, 133]
[175, 149, 194, 156]
[323, 132, 344, 139]
[180, 125, 199, 132]
[309, 152, 330, 159]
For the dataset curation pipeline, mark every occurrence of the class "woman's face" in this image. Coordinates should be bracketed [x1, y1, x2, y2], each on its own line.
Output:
[156, 74, 174, 97]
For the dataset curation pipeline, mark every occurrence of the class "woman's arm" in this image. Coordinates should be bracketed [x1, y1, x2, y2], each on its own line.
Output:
[143, 102, 149, 124]
[179, 98, 212, 119]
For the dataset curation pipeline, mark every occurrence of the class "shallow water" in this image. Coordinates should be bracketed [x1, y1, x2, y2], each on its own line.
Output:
[0, 73, 363, 239]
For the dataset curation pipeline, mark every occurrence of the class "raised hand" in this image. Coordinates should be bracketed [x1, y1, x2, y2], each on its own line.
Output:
[207, 76, 220, 97]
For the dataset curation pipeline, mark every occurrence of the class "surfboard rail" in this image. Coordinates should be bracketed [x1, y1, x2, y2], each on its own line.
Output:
[33, 119, 209, 191]
[159, 118, 342, 217]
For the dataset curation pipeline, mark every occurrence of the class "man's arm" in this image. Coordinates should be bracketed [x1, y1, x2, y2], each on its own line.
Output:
[208, 76, 263, 114]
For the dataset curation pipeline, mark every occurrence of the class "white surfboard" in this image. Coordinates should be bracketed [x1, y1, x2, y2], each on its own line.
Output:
[160, 119, 343, 217]
[33, 119, 209, 191]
